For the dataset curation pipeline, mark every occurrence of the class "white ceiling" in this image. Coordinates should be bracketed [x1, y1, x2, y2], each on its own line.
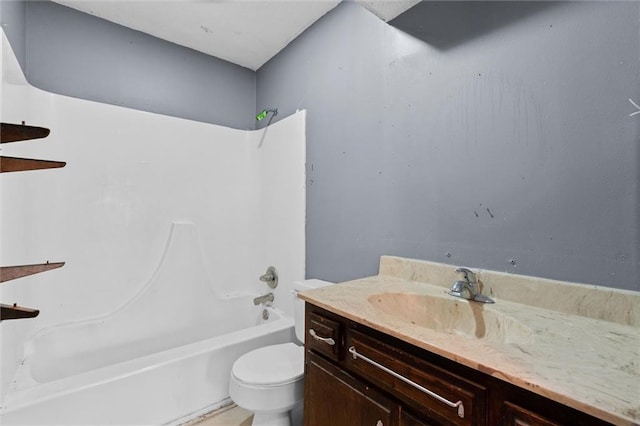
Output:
[53, 1, 419, 71]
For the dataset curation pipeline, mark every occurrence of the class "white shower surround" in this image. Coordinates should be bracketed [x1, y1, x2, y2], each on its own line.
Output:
[0, 29, 305, 421]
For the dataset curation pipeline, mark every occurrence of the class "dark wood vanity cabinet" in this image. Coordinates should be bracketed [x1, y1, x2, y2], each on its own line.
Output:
[303, 304, 613, 426]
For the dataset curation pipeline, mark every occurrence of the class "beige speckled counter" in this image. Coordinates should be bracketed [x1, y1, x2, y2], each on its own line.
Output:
[299, 256, 640, 426]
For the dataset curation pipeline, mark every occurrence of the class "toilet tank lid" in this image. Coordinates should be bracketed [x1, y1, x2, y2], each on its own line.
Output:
[293, 279, 334, 292]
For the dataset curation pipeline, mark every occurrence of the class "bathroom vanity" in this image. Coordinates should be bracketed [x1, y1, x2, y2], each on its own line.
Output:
[299, 256, 640, 426]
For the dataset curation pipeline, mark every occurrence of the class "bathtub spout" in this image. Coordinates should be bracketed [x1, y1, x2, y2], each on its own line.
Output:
[253, 293, 274, 306]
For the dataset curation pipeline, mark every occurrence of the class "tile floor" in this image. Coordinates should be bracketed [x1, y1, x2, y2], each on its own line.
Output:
[183, 405, 253, 426]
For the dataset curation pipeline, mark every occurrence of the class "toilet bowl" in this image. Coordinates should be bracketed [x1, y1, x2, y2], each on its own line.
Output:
[229, 279, 333, 426]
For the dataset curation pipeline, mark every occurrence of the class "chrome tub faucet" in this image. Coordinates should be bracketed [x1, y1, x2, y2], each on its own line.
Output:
[253, 292, 274, 306]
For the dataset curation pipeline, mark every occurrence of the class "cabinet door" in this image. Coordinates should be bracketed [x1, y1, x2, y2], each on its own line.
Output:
[400, 410, 436, 426]
[304, 352, 398, 426]
[503, 401, 560, 426]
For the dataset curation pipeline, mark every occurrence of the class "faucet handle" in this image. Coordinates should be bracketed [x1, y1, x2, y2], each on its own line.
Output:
[455, 267, 476, 283]
[259, 266, 278, 289]
[450, 280, 465, 293]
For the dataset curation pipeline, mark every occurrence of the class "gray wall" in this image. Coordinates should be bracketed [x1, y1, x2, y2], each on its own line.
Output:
[257, 1, 640, 291]
[1, 1, 255, 129]
[0, 1, 27, 72]
[3, 1, 638, 290]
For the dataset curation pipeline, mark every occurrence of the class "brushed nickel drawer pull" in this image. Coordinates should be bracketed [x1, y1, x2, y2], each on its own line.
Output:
[348, 346, 465, 418]
[309, 328, 336, 346]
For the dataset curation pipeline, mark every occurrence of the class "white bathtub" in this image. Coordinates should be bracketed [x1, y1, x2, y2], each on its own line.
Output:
[1, 223, 297, 425]
[1, 305, 294, 425]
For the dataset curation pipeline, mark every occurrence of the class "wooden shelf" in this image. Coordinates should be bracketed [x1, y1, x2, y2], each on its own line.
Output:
[1, 262, 65, 283]
[0, 156, 66, 173]
[1, 304, 39, 321]
[1, 122, 50, 143]
[1, 121, 61, 321]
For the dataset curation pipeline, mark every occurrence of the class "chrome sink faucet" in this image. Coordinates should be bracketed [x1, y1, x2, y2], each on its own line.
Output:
[448, 267, 494, 304]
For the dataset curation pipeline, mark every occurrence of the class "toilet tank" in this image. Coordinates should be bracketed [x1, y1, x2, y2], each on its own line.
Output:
[293, 279, 334, 343]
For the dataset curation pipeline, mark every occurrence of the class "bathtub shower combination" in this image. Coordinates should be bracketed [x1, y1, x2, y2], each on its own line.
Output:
[2, 223, 296, 425]
[1, 30, 305, 425]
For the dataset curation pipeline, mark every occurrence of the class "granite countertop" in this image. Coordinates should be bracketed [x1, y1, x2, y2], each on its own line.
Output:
[298, 256, 640, 426]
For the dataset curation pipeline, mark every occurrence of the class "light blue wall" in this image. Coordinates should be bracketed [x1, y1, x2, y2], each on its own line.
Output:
[2, 1, 256, 129]
[257, 1, 640, 291]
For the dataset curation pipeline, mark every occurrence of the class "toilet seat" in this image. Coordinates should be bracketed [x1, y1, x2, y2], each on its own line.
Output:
[231, 343, 304, 387]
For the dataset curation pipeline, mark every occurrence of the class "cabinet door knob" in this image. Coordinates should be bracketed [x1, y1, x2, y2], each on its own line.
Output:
[376, 421, 383, 426]
[308, 328, 336, 346]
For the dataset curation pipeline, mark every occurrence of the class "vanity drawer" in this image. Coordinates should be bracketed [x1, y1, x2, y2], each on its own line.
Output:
[346, 330, 487, 426]
[306, 311, 343, 362]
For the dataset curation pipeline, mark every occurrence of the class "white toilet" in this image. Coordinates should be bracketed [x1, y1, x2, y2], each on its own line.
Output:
[229, 279, 333, 426]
